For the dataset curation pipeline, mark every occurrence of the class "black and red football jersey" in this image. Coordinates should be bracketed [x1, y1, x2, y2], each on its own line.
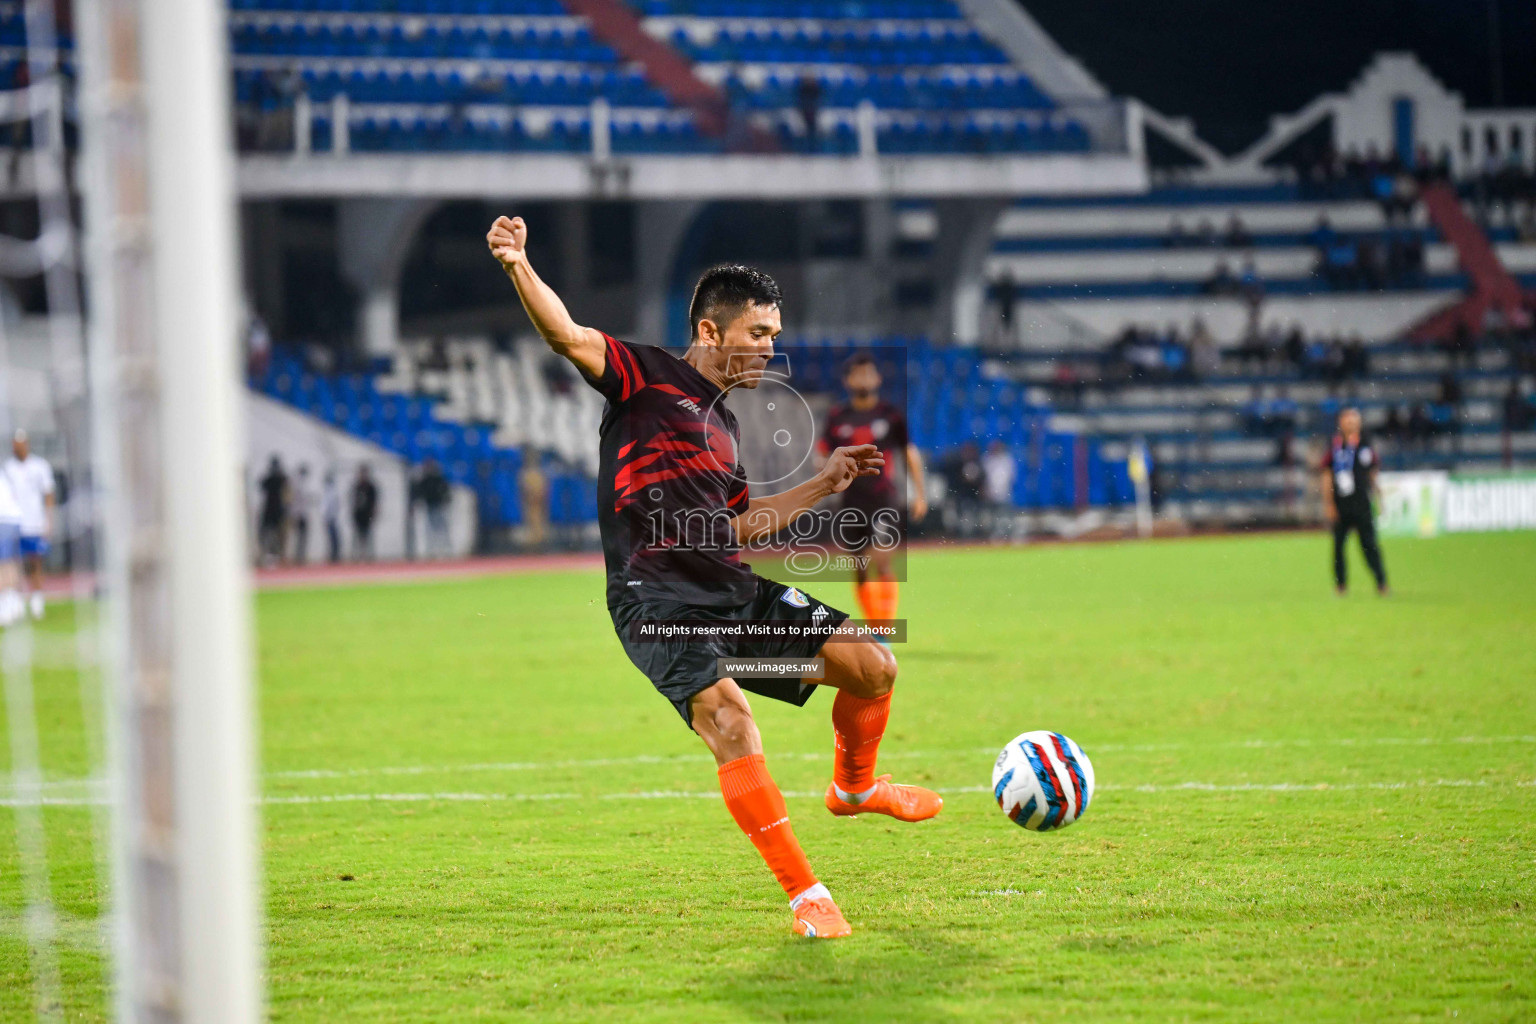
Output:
[582, 334, 755, 608]
[818, 399, 908, 503]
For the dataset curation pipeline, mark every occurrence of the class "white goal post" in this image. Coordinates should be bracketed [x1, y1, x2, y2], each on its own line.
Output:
[76, 0, 262, 1018]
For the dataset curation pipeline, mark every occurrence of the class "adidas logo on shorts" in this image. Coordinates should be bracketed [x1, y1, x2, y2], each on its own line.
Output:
[811, 605, 829, 624]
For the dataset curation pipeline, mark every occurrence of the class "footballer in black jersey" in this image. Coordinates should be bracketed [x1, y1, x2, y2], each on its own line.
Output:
[818, 352, 927, 622]
[488, 214, 942, 940]
[1320, 407, 1389, 595]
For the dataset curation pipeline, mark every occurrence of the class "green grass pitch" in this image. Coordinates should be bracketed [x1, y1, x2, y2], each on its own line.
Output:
[2, 531, 1534, 1021]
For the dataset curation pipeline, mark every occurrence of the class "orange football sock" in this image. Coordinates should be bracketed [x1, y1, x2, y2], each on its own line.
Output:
[717, 754, 819, 899]
[860, 578, 897, 621]
[832, 690, 891, 795]
[855, 580, 878, 620]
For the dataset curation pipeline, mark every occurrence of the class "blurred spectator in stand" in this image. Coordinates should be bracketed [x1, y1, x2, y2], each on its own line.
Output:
[1224, 213, 1252, 248]
[1517, 204, 1536, 244]
[981, 441, 1016, 538]
[1165, 217, 1188, 248]
[1241, 385, 1268, 436]
[290, 464, 315, 565]
[1235, 327, 1267, 371]
[1321, 238, 1357, 289]
[1052, 360, 1084, 407]
[1308, 213, 1336, 251]
[246, 312, 271, 382]
[1438, 372, 1463, 408]
[1323, 337, 1348, 387]
[994, 269, 1016, 344]
[1188, 318, 1219, 380]
[1356, 236, 1385, 290]
[1239, 257, 1264, 312]
[256, 455, 288, 567]
[1343, 335, 1369, 380]
[420, 458, 451, 558]
[405, 466, 422, 561]
[350, 464, 379, 562]
[1203, 258, 1236, 296]
[1381, 405, 1405, 446]
[1126, 330, 1163, 381]
[1378, 169, 1416, 224]
[1284, 324, 1307, 370]
[1301, 335, 1331, 379]
[1407, 403, 1431, 448]
[519, 447, 549, 550]
[1504, 381, 1534, 433]
[1161, 323, 1189, 380]
[1440, 322, 1469, 367]
[1193, 217, 1216, 247]
[942, 442, 985, 537]
[423, 338, 450, 371]
[1274, 429, 1296, 469]
[796, 74, 821, 153]
[322, 469, 342, 564]
[1269, 387, 1298, 437]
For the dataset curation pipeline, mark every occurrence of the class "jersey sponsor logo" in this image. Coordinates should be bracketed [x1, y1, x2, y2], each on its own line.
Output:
[627, 580, 643, 587]
[811, 604, 830, 623]
[675, 397, 702, 415]
[780, 586, 810, 608]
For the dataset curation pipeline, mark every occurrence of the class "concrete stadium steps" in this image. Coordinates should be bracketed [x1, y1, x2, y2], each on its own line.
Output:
[985, 245, 1463, 287]
[1137, 426, 1536, 465]
[991, 343, 1511, 386]
[1053, 394, 1504, 439]
[991, 199, 1414, 240]
[893, 187, 1499, 338]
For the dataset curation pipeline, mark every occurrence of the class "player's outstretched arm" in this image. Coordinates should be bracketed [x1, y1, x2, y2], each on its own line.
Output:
[733, 444, 883, 544]
[486, 215, 605, 380]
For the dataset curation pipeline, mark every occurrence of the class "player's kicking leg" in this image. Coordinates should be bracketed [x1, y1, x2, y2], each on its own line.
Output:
[689, 679, 851, 939]
[817, 628, 942, 822]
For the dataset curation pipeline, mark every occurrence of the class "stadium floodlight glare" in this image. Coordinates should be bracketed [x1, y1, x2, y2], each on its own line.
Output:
[78, 0, 262, 1019]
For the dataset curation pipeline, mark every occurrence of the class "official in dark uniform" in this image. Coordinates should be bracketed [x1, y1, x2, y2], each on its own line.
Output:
[1320, 407, 1389, 595]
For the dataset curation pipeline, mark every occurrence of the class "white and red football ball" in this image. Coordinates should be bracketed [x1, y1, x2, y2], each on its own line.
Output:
[992, 731, 1095, 831]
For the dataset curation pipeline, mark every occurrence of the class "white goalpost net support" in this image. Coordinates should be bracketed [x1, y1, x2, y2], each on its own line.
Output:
[77, 0, 262, 1018]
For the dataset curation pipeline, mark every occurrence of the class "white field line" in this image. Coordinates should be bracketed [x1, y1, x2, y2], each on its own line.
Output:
[261, 734, 1536, 782]
[7, 734, 1535, 807]
[4, 777, 1534, 809]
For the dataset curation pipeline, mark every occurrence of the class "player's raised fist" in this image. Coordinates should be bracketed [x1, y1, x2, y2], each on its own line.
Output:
[819, 443, 884, 495]
[487, 215, 527, 269]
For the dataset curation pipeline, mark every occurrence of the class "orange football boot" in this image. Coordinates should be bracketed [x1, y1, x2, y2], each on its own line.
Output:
[792, 896, 852, 939]
[824, 774, 943, 822]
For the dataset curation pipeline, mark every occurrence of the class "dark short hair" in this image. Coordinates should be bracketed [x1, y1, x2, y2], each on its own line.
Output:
[688, 264, 782, 341]
[842, 351, 878, 377]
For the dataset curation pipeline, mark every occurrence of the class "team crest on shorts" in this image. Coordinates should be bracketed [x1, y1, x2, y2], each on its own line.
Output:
[780, 587, 810, 608]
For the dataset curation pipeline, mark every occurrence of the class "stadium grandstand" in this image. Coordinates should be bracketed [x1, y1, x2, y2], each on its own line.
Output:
[3, 1, 1535, 556]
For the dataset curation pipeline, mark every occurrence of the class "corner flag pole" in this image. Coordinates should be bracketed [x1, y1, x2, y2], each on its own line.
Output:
[1128, 437, 1152, 538]
[77, 0, 262, 1017]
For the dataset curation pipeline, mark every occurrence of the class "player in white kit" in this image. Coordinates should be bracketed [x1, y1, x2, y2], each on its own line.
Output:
[0, 460, 22, 625]
[4, 430, 56, 620]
